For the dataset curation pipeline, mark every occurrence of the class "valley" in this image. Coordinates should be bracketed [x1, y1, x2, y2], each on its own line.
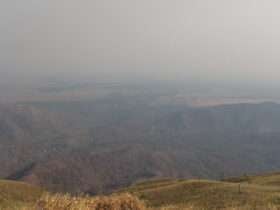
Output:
[1, 88, 280, 194]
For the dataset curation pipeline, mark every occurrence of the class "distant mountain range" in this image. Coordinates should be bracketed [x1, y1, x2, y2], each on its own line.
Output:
[1, 99, 280, 194]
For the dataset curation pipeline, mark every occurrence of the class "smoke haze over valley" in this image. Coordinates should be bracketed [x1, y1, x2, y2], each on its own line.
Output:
[2, 1, 280, 207]
[1, 82, 280, 194]
[2, 0, 280, 85]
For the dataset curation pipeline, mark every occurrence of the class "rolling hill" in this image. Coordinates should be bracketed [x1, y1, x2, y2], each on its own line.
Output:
[2, 101, 280, 194]
[123, 176, 280, 209]
[0, 180, 43, 209]
[2, 172, 280, 209]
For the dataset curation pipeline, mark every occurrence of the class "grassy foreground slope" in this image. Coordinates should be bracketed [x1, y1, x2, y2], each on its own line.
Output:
[225, 172, 280, 187]
[123, 177, 280, 209]
[0, 179, 145, 210]
[2, 173, 280, 209]
[0, 180, 43, 209]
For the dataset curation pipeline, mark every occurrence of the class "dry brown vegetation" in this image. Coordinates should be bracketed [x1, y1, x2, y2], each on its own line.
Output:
[124, 178, 280, 210]
[157, 205, 280, 210]
[4, 173, 280, 209]
[33, 193, 146, 210]
[18, 193, 280, 210]
[2, 179, 280, 210]
[0, 180, 43, 209]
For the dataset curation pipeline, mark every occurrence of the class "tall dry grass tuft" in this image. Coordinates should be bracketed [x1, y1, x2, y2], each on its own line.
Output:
[35, 193, 146, 210]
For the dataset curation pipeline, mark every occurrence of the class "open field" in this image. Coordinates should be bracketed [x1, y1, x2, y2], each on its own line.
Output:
[3, 172, 280, 209]
[123, 175, 280, 210]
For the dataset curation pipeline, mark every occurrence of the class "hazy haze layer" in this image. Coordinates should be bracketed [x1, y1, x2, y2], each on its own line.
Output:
[1, 0, 280, 84]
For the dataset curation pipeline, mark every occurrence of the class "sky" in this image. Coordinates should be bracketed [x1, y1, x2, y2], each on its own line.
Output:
[1, 0, 280, 85]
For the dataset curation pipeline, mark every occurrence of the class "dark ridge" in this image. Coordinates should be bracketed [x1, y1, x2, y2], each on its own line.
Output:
[6, 162, 36, 180]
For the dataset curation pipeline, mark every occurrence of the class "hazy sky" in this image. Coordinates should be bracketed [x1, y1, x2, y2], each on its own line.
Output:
[1, 0, 280, 84]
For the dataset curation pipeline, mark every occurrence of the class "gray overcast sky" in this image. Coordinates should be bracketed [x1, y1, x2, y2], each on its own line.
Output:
[1, 0, 280, 84]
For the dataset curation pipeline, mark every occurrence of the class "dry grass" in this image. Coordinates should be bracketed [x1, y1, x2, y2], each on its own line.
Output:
[14, 189, 279, 210]
[0, 180, 43, 210]
[156, 204, 280, 210]
[32, 193, 146, 210]
[125, 179, 280, 210]
[3, 174, 280, 210]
